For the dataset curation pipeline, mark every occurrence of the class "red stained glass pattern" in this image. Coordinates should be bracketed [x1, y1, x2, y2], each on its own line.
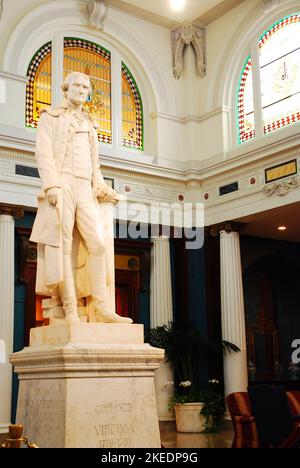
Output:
[26, 42, 52, 128]
[259, 14, 300, 135]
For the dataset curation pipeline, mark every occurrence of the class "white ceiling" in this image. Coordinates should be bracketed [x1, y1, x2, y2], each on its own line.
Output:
[107, 0, 245, 27]
[236, 201, 300, 243]
[119, 0, 224, 22]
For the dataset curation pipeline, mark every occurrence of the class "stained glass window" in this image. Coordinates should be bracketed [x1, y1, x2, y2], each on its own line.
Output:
[64, 38, 112, 144]
[26, 42, 52, 128]
[237, 55, 255, 144]
[259, 13, 300, 134]
[26, 38, 144, 150]
[122, 63, 144, 150]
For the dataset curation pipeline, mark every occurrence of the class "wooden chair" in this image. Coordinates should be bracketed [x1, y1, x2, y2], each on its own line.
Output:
[226, 392, 260, 448]
[248, 385, 300, 448]
[226, 389, 300, 448]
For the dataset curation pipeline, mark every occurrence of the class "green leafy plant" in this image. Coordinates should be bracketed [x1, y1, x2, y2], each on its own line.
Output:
[146, 322, 240, 432]
[146, 322, 208, 384]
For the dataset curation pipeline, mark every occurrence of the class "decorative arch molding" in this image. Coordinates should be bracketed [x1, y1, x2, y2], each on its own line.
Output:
[2, 0, 174, 115]
[207, 0, 300, 111]
[206, 0, 300, 150]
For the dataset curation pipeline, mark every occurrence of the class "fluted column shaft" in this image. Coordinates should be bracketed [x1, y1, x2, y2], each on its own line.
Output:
[0, 214, 15, 432]
[150, 237, 173, 327]
[220, 230, 248, 396]
[150, 237, 174, 420]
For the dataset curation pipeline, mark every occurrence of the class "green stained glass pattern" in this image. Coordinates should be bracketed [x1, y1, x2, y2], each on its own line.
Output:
[122, 62, 143, 150]
[237, 55, 255, 144]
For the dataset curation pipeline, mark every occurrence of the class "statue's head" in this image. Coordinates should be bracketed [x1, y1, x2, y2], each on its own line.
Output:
[61, 72, 91, 106]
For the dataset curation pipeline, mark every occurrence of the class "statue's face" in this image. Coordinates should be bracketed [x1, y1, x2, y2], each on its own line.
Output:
[66, 75, 90, 105]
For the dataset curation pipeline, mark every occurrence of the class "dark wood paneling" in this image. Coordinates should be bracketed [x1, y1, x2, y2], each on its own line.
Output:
[16, 227, 37, 346]
[204, 229, 223, 386]
[171, 238, 190, 324]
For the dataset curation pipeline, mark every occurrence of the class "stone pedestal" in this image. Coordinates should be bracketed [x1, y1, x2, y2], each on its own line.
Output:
[10, 323, 164, 448]
[154, 358, 174, 421]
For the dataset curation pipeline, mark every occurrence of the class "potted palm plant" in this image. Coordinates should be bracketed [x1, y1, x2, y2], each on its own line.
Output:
[146, 322, 239, 433]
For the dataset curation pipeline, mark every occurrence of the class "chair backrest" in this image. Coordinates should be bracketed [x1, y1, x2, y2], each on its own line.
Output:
[226, 392, 260, 448]
[248, 385, 294, 446]
[226, 392, 252, 418]
[287, 391, 300, 416]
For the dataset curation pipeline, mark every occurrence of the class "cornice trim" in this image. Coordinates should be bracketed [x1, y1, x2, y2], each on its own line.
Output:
[151, 106, 231, 124]
[0, 71, 28, 83]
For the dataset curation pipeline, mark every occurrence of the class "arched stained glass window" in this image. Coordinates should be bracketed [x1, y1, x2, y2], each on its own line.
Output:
[259, 13, 300, 134]
[238, 12, 300, 144]
[26, 38, 144, 150]
[26, 42, 52, 128]
[237, 55, 255, 144]
[122, 62, 143, 150]
[64, 38, 112, 144]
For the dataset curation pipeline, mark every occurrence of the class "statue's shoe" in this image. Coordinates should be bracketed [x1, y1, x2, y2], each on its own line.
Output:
[95, 310, 133, 324]
[64, 305, 80, 323]
[92, 298, 133, 323]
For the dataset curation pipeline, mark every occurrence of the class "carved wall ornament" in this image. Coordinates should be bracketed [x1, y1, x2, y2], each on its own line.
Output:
[261, 0, 280, 12]
[263, 176, 300, 197]
[88, 0, 108, 31]
[171, 22, 206, 79]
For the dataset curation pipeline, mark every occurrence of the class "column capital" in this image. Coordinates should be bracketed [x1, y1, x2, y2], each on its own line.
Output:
[151, 235, 170, 242]
[0, 204, 24, 219]
[209, 221, 245, 237]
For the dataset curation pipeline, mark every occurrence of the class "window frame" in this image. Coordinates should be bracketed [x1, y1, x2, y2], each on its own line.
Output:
[26, 32, 144, 154]
[237, 12, 300, 146]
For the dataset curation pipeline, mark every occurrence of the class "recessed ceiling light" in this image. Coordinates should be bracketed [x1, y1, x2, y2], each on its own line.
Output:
[170, 0, 186, 11]
[277, 226, 287, 231]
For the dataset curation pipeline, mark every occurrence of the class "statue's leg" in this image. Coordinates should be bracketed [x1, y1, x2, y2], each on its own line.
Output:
[76, 180, 132, 324]
[60, 174, 80, 323]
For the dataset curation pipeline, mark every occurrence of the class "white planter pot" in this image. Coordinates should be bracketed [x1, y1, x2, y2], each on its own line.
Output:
[174, 403, 207, 433]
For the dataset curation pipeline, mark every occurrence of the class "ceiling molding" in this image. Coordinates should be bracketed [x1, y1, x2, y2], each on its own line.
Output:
[105, 0, 247, 29]
[194, 0, 247, 25]
[104, 0, 179, 28]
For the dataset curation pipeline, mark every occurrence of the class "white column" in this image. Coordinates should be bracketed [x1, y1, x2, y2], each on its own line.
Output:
[0, 213, 15, 433]
[150, 237, 173, 327]
[150, 237, 174, 420]
[220, 230, 248, 397]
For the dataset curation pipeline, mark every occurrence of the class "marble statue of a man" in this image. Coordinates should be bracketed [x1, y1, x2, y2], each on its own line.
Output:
[30, 71, 132, 324]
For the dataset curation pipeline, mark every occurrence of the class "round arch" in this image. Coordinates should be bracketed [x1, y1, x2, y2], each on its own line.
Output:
[2, 0, 174, 116]
[206, 0, 300, 147]
[209, 0, 300, 109]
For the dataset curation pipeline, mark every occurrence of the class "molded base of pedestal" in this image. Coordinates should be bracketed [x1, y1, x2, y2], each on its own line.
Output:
[11, 324, 164, 448]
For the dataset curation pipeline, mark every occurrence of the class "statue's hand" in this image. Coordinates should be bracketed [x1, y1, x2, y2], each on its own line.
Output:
[47, 187, 61, 206]
[96, 184, 120, 203]
[96, 184, 109, 199]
